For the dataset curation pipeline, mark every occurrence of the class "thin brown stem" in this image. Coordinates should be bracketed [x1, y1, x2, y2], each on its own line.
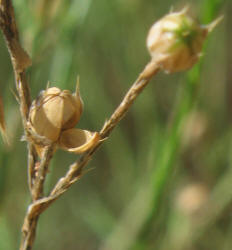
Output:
[18, 62, 159, 250]
[20, 143, 55, 248]
[49, 62, 159, 204]
[32, 144, 55, 200]
[100, 62, 159, 138]
[0, 0, 35, 189]
[23, 54, 159, 250]
[0, 0, 31, 74]
[20, 214, 40, 250]
[0, 2, 44, 249]
[27, 143, 37, 193]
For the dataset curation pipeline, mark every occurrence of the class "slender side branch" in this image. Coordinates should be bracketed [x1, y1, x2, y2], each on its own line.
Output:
[50, 62, 160, 196]
[100, 62, 159, 138]
[28, 143, 37, 193]
[50, 62, 159, 203]
[19, 61, 160, 250]
[32, 144, 55, 200]
[20, 144, 55, 249]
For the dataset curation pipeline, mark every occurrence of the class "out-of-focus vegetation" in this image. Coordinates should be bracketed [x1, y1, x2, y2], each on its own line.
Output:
[0, 0, 230, 249]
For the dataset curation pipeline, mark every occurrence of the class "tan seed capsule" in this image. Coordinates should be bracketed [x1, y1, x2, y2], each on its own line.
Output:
[58, 128, 100, 154]
[146, 8, 221, 73]
[29, 86, 83, 142]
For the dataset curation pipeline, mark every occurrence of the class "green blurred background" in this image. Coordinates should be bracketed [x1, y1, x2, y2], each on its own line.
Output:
[0, 0, 231, 249]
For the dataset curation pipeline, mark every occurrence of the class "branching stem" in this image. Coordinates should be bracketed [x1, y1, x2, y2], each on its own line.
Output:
[0, 1, 160, 249]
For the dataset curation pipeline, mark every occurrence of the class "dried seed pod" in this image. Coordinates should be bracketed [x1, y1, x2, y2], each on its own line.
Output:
[146, 8, 221, 73]
[29, 86, 83, 142]
[58, 128, 100, 154]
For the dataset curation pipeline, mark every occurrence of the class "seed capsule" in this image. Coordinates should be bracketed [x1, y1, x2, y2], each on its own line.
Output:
[58, 128, 100, 154]
[28, 83, 99, 156]
[29, 86, 83, 142]
[146, 8, 221, 73]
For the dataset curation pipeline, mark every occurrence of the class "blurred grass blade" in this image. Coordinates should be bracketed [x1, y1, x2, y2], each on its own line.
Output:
[0, 216, 14, 250]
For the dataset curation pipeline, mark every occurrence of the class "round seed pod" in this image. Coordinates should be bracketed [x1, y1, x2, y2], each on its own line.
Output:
[29, 87, 83, 142]
[146, 8, 217, 73]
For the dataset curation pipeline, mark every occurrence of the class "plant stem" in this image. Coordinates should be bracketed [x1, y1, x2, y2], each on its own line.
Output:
[19, 61, 160, 250]
[0, 0, 36, 192]
[50, 62, 160, 196]
[20, 215, 40, 250]
[1, 1, 160, 249]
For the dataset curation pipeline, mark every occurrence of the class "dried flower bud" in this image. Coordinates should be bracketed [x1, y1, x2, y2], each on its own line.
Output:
[29, 86, 83, 142]
[146, 8, 221, 73]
